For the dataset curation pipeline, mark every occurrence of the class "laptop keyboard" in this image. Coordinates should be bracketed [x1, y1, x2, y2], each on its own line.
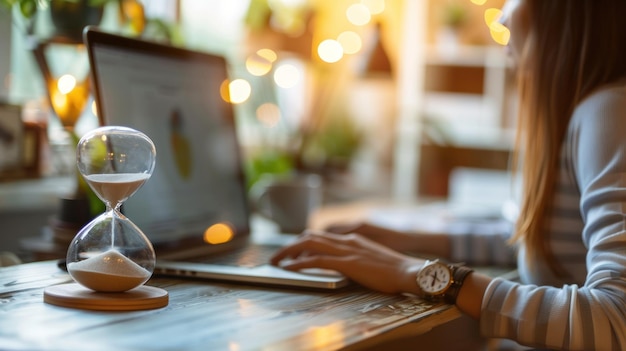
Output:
[196, 244, 279, 268]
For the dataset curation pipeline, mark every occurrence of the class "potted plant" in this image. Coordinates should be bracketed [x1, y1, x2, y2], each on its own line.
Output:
[49, 0, 110, 42]
[0, 0, 41, 20]
[437, 1, 469, 54]
[442, 1, 469, 31]
[1, 0, 113, 40]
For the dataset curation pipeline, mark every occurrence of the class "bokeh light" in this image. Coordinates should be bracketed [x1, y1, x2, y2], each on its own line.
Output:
[346, 3, 371, 26]
[257, 48, 278, 63]
[317, 39, 344, 63]
[203, 223, 234, 244]
[246, 53, 273, 76]
[220, 79, 231, 103]
[484, 8, 510, 45]
[57, 74, 77, 94]
[91, 100, 98, 116]
[50, 75, 89, 128]
[256, 103, 281, 127]
[361, 0, 385, 15]
[228, 79, 251, 104]
[470, 0, 487, 5]
[337, 31, 362, 55]
[490, 22, 510, 45]
[484, 8, 502, 27]
[273, 63, 301, 88]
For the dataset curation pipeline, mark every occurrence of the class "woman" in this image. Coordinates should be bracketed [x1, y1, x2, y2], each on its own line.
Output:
[271, 1, 626, 350]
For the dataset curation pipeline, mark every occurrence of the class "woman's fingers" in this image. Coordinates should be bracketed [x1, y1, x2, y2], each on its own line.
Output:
[270, 231, 361, 265]
[272, 231, 424, 294]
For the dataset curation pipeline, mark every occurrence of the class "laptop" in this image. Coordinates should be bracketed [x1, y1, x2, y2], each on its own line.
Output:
[83, 27, 349, 290]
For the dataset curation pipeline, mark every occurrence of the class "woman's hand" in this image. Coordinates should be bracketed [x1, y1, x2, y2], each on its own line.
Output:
[270, 230, 425, 295]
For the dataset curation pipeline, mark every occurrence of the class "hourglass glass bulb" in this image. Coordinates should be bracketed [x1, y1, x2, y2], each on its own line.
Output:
[66, 212, 155, 292]
[84, 172, 151, 211]
[67, 126, 157, 292]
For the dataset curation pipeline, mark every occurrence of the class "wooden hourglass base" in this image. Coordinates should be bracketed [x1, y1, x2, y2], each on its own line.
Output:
[44, 283, 168, 311]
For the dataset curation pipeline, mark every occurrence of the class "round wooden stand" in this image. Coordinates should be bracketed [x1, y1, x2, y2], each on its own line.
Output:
[44, 283, 168, 311]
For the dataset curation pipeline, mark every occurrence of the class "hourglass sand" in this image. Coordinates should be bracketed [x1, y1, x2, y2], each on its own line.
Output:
[44, 126, 168, 311]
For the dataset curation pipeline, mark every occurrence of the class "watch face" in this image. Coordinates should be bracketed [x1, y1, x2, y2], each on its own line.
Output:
[417, 263, 452, 295]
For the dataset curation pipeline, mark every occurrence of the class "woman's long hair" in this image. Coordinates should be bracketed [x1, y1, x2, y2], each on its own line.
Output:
[511, 0, 626, 275]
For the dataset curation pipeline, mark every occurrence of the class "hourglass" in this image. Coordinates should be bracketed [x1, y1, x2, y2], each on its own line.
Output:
[44, 126, 168, 311]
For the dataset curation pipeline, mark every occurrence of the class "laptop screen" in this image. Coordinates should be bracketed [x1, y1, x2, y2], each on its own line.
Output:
[84, 28, 250, 245]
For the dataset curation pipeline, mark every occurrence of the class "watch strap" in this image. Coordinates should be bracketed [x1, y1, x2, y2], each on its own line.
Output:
[443, 265, 474, 304]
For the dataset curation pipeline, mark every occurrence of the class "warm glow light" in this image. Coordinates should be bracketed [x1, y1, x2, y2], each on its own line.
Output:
[317, 39, 344, 63]
[57, 74, 77, 94]
[122, 0, 146, 33]
[51, 92, 67, 115]
[228, 341, 241, 351]
[337, 31, 362, 55]
[346, 3, 371, 26]
[220, 79, 231, 103]
[228, 79, 251, 104]
[484, 8, 502, 27]
[256, 103, 281, 127]
[257, 48, 278, 63]
[470, 0, 487, 5]
[273, 63, 301, 88]
[308, 323, 346, 349]
[203, 223, 234, 244]
[490, 22, 510, 45]
[484, 8, 510, 45]
[246, 53, 273, 76]
[49, 76, 89, 128]
[91, 100, 98, 116]
[361, 0, 385, 15]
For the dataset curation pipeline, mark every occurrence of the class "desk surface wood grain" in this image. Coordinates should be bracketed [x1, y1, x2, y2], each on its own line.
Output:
[0, 260, 459, 351]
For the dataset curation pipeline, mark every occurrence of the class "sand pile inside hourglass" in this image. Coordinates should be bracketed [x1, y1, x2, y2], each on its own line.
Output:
[67, 250, 151, 292]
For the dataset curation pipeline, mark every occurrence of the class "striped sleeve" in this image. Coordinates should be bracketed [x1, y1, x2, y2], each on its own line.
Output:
[448, 220, 517, 266]
[479, 85, 626, 350]
[481, 278, 626, 350]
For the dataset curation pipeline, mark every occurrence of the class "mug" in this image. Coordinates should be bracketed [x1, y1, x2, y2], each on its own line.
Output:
[251, 173, 323, 234]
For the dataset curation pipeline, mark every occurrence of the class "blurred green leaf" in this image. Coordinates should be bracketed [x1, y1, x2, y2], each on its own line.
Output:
[244, 150, 294, 191]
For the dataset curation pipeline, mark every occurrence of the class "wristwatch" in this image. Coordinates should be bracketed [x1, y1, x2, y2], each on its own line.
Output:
[416, 260, 474, 304]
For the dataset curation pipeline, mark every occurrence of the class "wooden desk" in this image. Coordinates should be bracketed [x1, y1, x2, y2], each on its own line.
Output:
[0, 260, 461, 351]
